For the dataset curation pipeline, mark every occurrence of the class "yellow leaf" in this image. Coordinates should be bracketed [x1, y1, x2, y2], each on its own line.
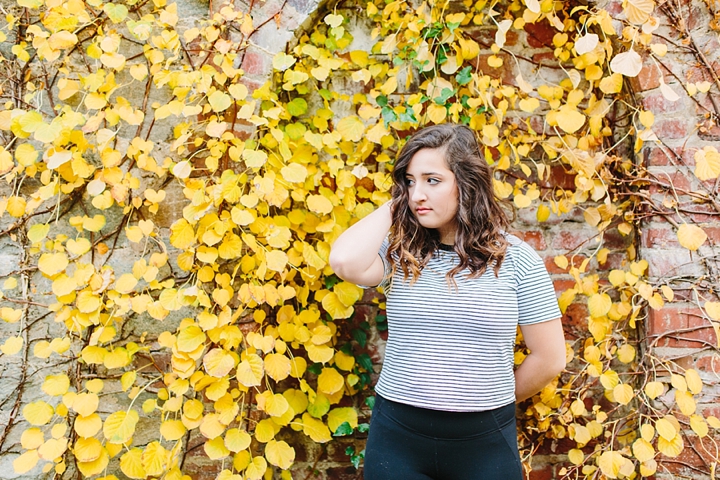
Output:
[610, 49, 642, 77]
[281, 163, 308, 183]
[254, 418, 278, 443]
[204, 436, 230, 460]
[617, 344, 636, 364]
[537, 204, 550, 222]
[176, 325, 206, 352]
[142, 441, 167, 476]
[597, 451, 625, 478]
[265, 393, 290, 417]
[706, 301, 720, 320]
[74, 437, 103, 462]
[519, 97, 540, 113]
[658, 434, 683, 457]
[203, 348, 236, 377]
[690, 414, 709, 438]
[625, 0, 654, 24]
[685, 369, 703, 394]
[75, 414, 102, 438]
[327, 407, 358, 433]
[301, 413, 332, 443]
[307, 194, 333, 215]
[708, 416, 720, 428]
[120, 448, 145, 479]
[266, 250, 288, 272]
[21, 428, 44, 449]
[264, 353, 291, 381]
[334, 282, 363, 306]
[644, 381, 664, 399]
[588, 293, 612, 317]
[13, 449, 40, 474]
[318, 368, 344, 395]
[76, 291, 101, 313]
[568, 448, 584, 465]
[43, 374, 70, 396]
[322, 292, 353, 319]
[38, 252, 69, 277]
[224, 428, 251, 453]
[208, 91, 232, 112]
[599, 73, 624, 94]
[1, 336, 23, 355]
[244, 456, 268, 480]
[632, 438, 655, 462]
[272, 52, 296, 71]
[38, 437, 68, 460]
[23, 401, 54, 426]
[556, 106, 586, 134]
[335, 116, 365, 142]
[160, 420, 186, 441]
[265, 440, 295, 469]
[236, 354, 264, 387]
[73, 392, 99, 416]
[103, 410, 139, 444]
[27, 223, 50, 244]
[66, 238, 91, 256]
[613, 384, 634, 405]
[426, 103, 446, 124]
[655, 417, 677, 441]
[675, 390, 696, 415]
[677, 223, 707, 251]
[694, 146, 720, 181]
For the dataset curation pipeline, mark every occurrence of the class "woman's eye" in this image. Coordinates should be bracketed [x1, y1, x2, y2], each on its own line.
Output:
[406, 178, 415, 186]
[427, 178, 439, 184]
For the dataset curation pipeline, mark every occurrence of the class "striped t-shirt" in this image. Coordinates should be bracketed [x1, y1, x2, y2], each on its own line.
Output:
[372, 234, 561, 412]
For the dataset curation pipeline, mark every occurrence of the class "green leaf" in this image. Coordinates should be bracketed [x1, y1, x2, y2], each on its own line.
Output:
[456, 66, 472, 85]
[364, 396, 376, 410]
[356, 353, 373, 372]
[333, 421, 353, 436]
[287, 98, 308, 116]
[351, 328, 367, 347]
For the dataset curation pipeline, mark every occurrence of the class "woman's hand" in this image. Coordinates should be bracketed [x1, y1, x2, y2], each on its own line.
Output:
[329, 200, 393, 287]
[514, 318, 566, 402]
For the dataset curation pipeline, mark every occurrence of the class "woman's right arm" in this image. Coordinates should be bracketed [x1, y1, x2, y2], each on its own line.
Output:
[329, 201, 393, 287]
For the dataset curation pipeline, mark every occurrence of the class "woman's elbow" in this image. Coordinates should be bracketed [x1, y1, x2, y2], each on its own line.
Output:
[328, 251, 349, 280]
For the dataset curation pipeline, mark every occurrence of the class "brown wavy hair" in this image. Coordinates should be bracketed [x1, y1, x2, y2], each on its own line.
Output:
[386, 123, 511, 285]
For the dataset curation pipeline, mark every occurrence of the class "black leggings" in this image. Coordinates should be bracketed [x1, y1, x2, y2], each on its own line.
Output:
[364, 394, 523, 480]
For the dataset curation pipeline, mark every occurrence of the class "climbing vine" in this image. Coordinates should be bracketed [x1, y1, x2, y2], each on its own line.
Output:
[0, 0, 719, 478]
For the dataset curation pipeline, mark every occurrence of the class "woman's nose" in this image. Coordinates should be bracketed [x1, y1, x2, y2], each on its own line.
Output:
[410, 185, 426, 203]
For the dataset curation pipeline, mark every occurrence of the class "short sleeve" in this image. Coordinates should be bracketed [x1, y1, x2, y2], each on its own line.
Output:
[357, 238, 392, 290]
[512, 242, 562, 325]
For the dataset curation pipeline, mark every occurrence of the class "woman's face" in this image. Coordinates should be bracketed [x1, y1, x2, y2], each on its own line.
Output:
[404, 147, 459, 244]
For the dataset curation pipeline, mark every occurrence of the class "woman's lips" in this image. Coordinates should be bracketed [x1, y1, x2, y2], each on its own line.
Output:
[415, 207, 431, 214]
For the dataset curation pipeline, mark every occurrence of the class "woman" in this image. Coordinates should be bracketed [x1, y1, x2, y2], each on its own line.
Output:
[329, 124, 566, 480]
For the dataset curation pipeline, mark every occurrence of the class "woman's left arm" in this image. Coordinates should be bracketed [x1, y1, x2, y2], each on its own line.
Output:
[515, 318, 566, 402]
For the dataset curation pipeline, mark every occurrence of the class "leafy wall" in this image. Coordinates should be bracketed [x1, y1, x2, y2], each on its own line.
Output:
[0, 0, 719, 478]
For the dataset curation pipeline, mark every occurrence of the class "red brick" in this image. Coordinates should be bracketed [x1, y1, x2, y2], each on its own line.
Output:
[528, 464, 555, 480]
[698, 119, 720, 141]
[648, 167, 694, 194]
[647, 306, 715, 348]
[597, 252, 625, 271]
[531, 51, 556, 65]
[635, 63, 662, 91]
[605, 0, 623, 15]
[562, 302, 588, 329]
[540, 165, 576, 190]
[642, 92, 684, 114]
[468, 27, 519, 47]
[241, 51, 268, 76]
[523, 20, 556, 48]
[519, 230, 547, 250]
[654, 119, 690, 139]
[325, 466, 363, 479]
[642, 227, 680, 248]
[696, 354, 720, 375]
[551, 230, 594, 251]
[553, 279, 578, 292]
[472, 54, 514, 85]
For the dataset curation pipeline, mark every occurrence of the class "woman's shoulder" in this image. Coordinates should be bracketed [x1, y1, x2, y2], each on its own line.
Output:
[502, 233, 541, 260]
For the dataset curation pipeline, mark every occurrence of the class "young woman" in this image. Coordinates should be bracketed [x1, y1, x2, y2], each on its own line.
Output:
[329, 124, 566, 480]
